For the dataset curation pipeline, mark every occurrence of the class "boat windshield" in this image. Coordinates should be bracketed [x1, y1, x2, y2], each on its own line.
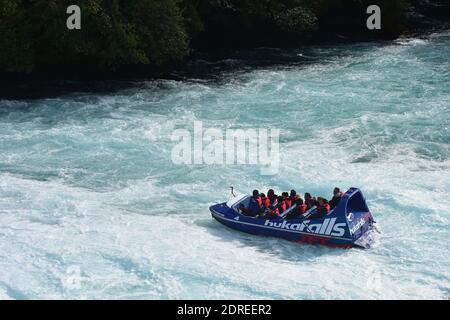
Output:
[226, 194, 250, 212]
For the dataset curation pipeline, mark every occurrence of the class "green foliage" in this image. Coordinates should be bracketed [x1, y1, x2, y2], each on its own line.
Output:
[0, 0, 34, 72]
[0, 0, 189, 73]
[273, 6, 318, 34]
[0, 0, 417, 75]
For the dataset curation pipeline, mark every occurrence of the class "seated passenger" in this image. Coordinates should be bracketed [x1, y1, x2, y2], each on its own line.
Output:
[252, 189, 262, 207]
[277, 195, 286, 214]
[296, 198, 308, 215]
[262, 207, 280, 219]
[329, 187, 344, 210]
[282, 192, 291, 208]
[260, 193, 270, 209]
[289, 190, 300, 204]
[239, 190, 261, 217]
[308, 197, 330, 219]
[286, 198, 307, 219]
[261, 195, 285, 218]
[317, 197, 330, 215]
[267, 189, 277, 205]
[304, 192, 318, 209]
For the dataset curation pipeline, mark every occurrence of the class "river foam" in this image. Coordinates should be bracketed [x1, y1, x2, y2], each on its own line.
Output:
[0, 32, 449, 299]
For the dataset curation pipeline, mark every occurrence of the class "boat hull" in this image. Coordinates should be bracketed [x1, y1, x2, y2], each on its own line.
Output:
[210, 188, 376, 249]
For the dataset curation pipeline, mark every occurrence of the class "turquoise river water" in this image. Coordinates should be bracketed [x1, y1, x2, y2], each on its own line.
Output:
[0, 32, 449, 299]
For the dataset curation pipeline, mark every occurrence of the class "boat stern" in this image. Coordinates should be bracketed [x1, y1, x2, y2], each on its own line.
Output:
[336, 188, 377, 248]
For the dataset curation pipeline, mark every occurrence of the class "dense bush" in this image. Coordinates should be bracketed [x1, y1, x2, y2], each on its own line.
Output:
[183, 0, 411, 48]
[0, 0, 189, 74]
[0, 0, 443, 76]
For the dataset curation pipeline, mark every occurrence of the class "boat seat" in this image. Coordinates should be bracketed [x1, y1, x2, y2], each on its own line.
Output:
[280, 204, 297, 218]
[303, 206, 317, 218]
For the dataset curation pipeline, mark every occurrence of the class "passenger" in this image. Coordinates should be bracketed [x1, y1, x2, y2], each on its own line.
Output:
[253, 189, 262, 207]
[260, 193, 270, 209]
[282, 192, 292, 208]
[286, 198, 307, 219]
[275, 195, 286, 215]
[308, 197, 330, 219]
[239, 204, 254, 217]
[267, 189, 277, 205]
[258, 199, 279, 219]
[304, 192, 318, 209]
[296, 198, 308, 215]
[329, 187, 344, 209]
[317, 197, 330, 215]
[289, 190, 300, 204]
[263, 205, 280, 219]
[273, 196, 286, 217]
[239, 190, 261, 217]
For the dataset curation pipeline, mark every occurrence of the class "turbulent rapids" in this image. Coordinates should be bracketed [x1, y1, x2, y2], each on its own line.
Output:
[0, 32, 449, 299]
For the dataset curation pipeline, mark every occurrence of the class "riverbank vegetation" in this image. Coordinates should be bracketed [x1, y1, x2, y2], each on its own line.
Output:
[0, 0, 448, 78]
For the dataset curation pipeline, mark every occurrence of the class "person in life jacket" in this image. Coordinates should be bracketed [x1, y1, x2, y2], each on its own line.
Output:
[289, 190, 299, 205]
[329, 187, 344, 209]
[274, 195, 286, 215]
[240, 190, 261, 217]
[304, 192, 318, 209]
[267, 189, 277, 205]
[260, 193, 270, 209]
[253, 189, 262, 207]
[282, 192, 292, 208]
[308, 197, 330, 219]
[317, 197, 331, 216]
[286, 198, 307, 219]
[259, 198, 278, 219]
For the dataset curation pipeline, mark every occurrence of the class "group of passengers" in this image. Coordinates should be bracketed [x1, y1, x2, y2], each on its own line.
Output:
[239, 187, 344, 220]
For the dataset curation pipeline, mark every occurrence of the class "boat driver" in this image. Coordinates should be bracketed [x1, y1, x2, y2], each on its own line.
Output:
[239, 190, 261, 217]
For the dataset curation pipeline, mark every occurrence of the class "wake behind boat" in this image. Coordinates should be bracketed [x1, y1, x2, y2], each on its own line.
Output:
[210, 188, 377, 249]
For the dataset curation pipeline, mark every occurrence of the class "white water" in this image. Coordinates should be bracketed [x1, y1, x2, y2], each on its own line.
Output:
[0, 32, 449, 299]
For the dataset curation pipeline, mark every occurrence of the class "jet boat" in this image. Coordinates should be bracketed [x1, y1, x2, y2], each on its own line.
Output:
[210, 188, 377, 248]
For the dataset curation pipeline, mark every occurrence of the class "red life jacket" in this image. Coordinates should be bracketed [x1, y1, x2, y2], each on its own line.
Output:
[279, 201, 286, 213]
[261, 197, 270, 208]
[287, 195, 300, 208]
[284, 198, 292, 208]
[273, 201, 286, 216]
[255, 196, 262, 207]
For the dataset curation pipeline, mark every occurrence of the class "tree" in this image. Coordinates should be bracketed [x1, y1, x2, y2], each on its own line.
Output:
[0, 0, 190, 74]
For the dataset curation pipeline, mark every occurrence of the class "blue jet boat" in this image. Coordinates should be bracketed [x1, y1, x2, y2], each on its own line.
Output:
[210, 188, 377, 248]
